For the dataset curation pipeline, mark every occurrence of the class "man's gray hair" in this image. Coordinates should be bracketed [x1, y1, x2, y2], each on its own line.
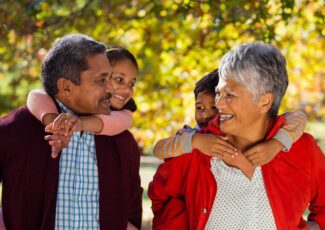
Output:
[218, 42, 288, 118]
[41, 34, 107, 96]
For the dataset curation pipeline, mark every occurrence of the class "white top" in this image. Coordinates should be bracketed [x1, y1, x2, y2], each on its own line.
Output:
[205, 158, 276, 230]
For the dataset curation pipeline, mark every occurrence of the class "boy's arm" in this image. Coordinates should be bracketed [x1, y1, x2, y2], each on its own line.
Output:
[27, 89, 59, 124]
[244, 110, 307, 166]
[153, 131, 196, 160]
[153, 131, 236, 160]
[95, 110, 132, 135]
[273, 110, 307, 151]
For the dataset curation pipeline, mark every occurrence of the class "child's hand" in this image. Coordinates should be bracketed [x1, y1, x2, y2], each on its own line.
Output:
[45, 113, 82, 136]
[223, 151, 255, 179]
[44, 132, 73, 158]
[44, 113, 81, 158]
[192, 133, 237, 158]
[243, 139, 284, 166]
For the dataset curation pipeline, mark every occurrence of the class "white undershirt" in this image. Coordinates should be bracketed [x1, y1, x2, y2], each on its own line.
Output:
[205, 158, 276, 230]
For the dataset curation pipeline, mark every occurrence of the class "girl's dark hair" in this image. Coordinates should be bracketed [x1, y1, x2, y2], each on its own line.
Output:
[106, 45, 138, 70]
[194, 68, 219, 99]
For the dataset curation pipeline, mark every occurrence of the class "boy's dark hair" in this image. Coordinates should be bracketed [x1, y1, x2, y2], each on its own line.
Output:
[194, 69, 219, 99]
[41, 34, 106, 96]
[106, 45, 138, 70]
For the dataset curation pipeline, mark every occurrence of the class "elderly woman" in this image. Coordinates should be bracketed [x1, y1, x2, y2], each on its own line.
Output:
[148, 42, 325, 230]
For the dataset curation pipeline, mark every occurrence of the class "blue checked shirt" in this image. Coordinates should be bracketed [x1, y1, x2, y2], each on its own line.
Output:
[55, 101, 100, 230]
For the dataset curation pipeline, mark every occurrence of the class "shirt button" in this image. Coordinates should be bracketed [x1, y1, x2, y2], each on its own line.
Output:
[203, 208, 207, 214]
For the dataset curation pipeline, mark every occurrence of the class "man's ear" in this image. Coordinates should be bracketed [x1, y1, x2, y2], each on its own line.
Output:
[57, 78, 74, 98]
[258, 93, 274, 113]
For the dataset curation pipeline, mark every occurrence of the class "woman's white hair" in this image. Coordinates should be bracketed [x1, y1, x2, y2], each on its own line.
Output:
[218, 42, 288, 118]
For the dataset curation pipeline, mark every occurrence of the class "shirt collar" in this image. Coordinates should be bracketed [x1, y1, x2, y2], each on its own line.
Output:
[55, 99, 74, 114]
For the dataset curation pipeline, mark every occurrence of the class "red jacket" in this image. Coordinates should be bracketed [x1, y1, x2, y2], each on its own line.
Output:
[0, 107, 143, 230]
[148, 116, 325, 230]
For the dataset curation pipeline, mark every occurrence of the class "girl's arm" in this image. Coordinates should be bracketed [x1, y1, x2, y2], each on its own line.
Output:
[27, 89, 58, 124]
[27, 89, 132, 135]
[93, 110, 132, 135]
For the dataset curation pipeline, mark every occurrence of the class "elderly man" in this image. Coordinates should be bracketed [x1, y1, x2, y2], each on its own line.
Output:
[0, 34, 142, 229]
[149, 42, 325, 229]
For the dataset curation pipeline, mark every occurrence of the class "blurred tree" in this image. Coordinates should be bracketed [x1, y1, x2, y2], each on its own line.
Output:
[0, 0, 324, 153]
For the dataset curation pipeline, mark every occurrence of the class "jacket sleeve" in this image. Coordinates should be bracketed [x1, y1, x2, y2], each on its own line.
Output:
[307, 136, 325, 228]
[127, 136, 143, 229]
[148, 156, 191, 229]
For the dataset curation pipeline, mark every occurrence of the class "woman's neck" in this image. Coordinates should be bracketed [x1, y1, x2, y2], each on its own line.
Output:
[227, 116, 272, 152]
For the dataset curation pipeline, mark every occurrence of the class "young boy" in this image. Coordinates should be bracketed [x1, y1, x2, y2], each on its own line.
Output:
[153, 69, 307, 166]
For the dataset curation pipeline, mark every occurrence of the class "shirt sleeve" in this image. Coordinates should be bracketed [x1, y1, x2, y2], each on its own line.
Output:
[153, 131, 196, 160]
[26, 89, 58, 122]
[272, 110, 307, 151]
[95, 110, 133, 136]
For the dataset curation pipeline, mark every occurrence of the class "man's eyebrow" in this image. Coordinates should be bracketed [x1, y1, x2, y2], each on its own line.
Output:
[93, 72, 110, 79]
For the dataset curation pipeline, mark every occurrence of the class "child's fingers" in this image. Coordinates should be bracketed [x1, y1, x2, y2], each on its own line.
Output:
[209, 152, 224, 159]
[212, 144, 237, 158]
[247, 153, 270, 166]
[244, 146, 261, 157]
[49, 141, 63, 158]
[44, 133, 68, 144]
[246, 152, 259, 162]
[215, 136, 237, 151]
[44, 123, 55, 133]
[52, 114, 67, 130]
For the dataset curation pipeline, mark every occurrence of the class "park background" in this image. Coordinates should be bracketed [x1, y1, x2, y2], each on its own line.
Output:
[0, 0, 324, 229]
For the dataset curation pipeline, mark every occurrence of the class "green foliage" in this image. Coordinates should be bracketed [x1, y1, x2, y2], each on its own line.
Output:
[0, 0, 324, 153]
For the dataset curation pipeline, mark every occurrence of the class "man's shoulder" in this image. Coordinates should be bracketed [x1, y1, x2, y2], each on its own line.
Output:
[0, 106, 37, 128]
